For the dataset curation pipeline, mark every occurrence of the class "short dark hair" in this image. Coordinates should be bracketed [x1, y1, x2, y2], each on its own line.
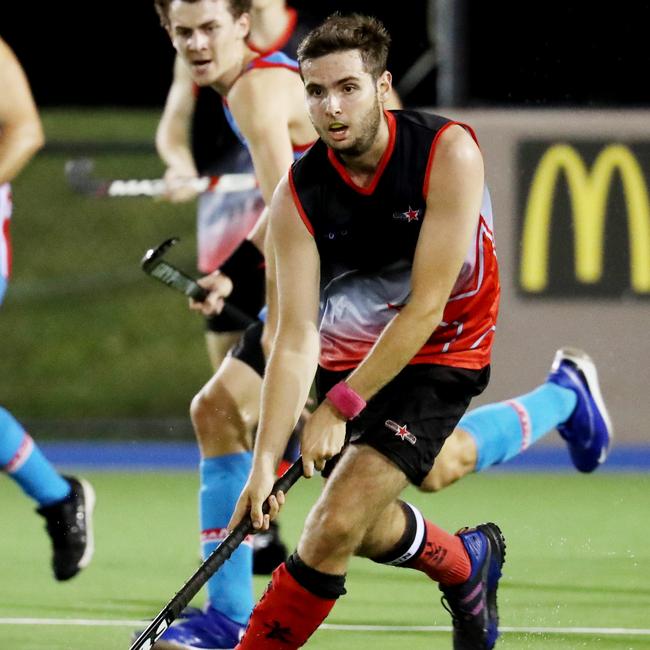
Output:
[297, 13, 391, 80]
[154, 0, 252, 29]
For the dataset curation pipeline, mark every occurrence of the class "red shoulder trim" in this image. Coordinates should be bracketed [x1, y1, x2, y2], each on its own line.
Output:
[423, 121, 480, 199]
[288, 169, 315, 236]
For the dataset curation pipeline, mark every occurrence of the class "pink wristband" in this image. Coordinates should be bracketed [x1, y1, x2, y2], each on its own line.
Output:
[326, 381, 366, 420]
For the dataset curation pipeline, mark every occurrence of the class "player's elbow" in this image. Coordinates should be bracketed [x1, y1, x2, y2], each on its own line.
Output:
[22, 121, 45, 158]
[275, 319, 319, 359]
[404, 298, 445, 330]
[155, 126, 171, 158]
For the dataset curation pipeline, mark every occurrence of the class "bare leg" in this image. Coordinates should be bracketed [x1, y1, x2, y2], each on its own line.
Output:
[190, 355, 261, 457]
[298, 445, 409, 574]
[419, 427, 477, 493]
[204, 330, 244, 373]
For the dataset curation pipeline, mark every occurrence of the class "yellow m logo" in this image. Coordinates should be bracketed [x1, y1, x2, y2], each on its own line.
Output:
[520, 144, 650, 293]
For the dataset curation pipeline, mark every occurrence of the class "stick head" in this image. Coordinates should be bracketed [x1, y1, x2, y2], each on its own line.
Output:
[141, 237, 180, 272]
[64, 158, 109, 196]
[141, 238, 209, 301]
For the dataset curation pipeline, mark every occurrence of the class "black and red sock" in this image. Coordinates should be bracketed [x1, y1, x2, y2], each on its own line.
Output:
[371, 501, 471, 586]
[236, 553, 346, 649]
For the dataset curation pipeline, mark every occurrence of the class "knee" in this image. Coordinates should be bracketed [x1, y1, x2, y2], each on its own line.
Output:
[304, 504, 360, 557]
[419, 461, 461, 493]
[419, 429, 477, 493]
[190, 381, 247, 451]
[189, 385, 216, 428]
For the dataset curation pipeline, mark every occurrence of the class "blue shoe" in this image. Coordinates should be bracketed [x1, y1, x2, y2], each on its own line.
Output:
[136, 606, 245, 649]
[547, 347, 613, 472]
[440, 523, 506, 650]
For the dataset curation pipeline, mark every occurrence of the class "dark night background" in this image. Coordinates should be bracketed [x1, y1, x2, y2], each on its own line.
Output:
[2, 1, 649, 109]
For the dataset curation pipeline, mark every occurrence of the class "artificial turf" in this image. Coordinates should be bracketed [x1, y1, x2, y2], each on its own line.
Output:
[1, 469, 649, 649]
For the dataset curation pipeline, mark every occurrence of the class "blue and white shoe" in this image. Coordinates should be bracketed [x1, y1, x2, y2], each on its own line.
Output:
[140, 606, 245, 650]
[547, 347, 613, 473]
[440, 523, 506, 649]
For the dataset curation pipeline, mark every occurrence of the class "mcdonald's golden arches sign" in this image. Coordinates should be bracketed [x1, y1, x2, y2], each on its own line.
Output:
[517, 141, 650, 298]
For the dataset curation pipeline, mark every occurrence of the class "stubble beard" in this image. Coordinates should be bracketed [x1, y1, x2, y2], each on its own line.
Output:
[323, 96, 382, 158]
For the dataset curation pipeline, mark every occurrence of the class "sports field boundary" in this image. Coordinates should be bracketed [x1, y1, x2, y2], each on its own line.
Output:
[38, 441, 650, 471]
[1, 618, 649, 638]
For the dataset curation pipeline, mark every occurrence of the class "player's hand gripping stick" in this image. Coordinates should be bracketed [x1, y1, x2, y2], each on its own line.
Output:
[129, 459, 304, 650]
[140, 237, 255, 330]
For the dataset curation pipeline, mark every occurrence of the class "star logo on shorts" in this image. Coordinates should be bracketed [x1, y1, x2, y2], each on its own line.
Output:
[385, 420, 417, 445]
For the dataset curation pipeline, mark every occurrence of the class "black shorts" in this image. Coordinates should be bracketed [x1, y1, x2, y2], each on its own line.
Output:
[316, 363, 490, 486]
[205, 240, 265, 333]
[228, 320, 266, 377]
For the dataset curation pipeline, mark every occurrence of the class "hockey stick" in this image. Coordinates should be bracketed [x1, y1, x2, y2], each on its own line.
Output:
[64, 158, 257, 198]
[141, 237, 256, 330]
[129, 458, 304, 650]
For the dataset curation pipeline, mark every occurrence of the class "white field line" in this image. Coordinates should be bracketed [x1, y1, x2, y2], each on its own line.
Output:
[0, 618, 649, 636]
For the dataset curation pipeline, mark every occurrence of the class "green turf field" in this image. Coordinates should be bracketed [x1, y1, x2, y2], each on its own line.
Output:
[1, 109, 214, 425]
[2, 470, 649, 649]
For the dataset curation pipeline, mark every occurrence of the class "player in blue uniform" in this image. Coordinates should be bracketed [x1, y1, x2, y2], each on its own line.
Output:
[0, 36, 94, 582]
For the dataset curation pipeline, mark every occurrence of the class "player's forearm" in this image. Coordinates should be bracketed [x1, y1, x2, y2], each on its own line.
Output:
[345, 300, 445, 401]
[155, 123, 197, 176]
[0, 122, 44, 185]
[260, 275, 278, 359]
[253, 330, 320, 471]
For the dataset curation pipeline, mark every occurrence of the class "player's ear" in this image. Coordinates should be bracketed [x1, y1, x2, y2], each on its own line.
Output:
[377, 71, 392, 103]
[237, 11, 251, 40]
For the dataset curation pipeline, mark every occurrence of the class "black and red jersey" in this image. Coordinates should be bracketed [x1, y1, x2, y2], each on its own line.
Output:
[288, 110, 500, 372]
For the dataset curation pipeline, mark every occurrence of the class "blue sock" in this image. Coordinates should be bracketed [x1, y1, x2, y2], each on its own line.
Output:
[200, 452, 253, 625]
[459, 383, 578, 471]
[0, 406, 71, 505]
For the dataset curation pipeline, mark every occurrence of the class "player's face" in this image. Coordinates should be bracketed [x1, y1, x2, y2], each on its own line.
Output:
[302, 50, 389, 157]
[168, 0, 249, 86]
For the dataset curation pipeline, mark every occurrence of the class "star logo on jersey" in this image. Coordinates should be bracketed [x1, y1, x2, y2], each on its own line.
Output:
[385, 420, 417, 445]
[393, 206, 421, 222]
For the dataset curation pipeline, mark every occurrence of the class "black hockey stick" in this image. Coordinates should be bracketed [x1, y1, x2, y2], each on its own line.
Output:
[129, 458, 304, 650]
[141, 238, 256, 330]
[64, 158, 256, 198]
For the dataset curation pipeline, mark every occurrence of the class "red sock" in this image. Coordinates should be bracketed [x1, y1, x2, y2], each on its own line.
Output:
[407, 520, 471, 586]
[236, 562, 337, 649]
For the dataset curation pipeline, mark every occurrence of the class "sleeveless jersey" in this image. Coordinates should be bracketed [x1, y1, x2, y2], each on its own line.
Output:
[192, 10, 317, 273]
[191, 9, 317, 175]
[289, 110, 500, 372]
[222, 51, 311, 160]
[198, 51, 312, 272]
